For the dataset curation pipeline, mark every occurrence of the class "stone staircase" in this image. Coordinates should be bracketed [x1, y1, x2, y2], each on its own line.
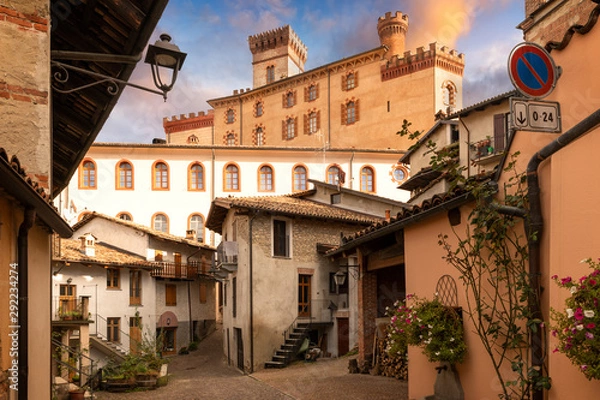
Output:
[89, 334, 127, 361]
[264, 322, 310, 369]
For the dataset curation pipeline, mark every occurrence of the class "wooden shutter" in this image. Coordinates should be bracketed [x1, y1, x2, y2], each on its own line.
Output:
[494, 114, 506, 152]
[304, 86, 308, 102]
[354, 71, 359, 88]
[355, 99, 360, 122]
[303, 113, 308, 135]
[282, 120, 286, 140]
[341, 75, 347, 91]
[294, 117, 298, 138]
[316, 110, 321, 131]
[341, 103, 346, 125]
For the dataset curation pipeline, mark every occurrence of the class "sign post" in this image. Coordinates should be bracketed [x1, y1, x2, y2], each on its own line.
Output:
[508, 42, 561, 133]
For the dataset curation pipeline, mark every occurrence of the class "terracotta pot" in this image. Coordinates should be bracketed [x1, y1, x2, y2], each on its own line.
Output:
[69, 390, 85, 400]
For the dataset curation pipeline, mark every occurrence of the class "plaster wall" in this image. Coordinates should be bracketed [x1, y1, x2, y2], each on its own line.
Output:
[60, 145, 407, 243]
[72, 218, 149, 257]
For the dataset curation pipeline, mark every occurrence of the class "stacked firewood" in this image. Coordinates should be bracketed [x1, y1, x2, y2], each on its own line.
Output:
[374, 338, 408, 380]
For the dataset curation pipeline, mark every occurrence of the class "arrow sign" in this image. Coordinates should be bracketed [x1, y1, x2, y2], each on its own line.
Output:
[510, 98, 561, 133]
[508, 43, 558, 99]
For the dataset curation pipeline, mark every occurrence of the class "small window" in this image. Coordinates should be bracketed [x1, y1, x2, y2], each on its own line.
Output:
[308, 84, 317, 101]
[153, 213, 168, 233]
[284, 118, 296, 140]
[392, 166, 407, 182]
[360, 166, 375, 193]
[165, 284, 177, 306]
[259, 165, 274, 192]
[116, 161, 133, 190]
[107, 268, 120, 289]
[266, 66, 275, 84]
[286, 91, 295, 108]
[152, 161, 169, 190]
[343, 72, 358, 91]
[130, 270, 142, 305]
[155, 250, 163, 262]
[187, 135, 199, 144]
[226, 133, 236, 146]
[189, 163, 204, 191]
[346, 101, 356, 124]
[307, 111, 318, 134]
[79, 159, 97, 189]
[117, 212, 132, 221]
[293, 165, 307, 192]
[189, 214, 204, 242]
[255, 127, 265, 146]
[347, 73, 355, 90]
[224, 163, 240, 191]
[255, 101, 263, 117]
[273, 219, 289, 258]
[107, 317, 120, 342]
[226, 109, 235, 124]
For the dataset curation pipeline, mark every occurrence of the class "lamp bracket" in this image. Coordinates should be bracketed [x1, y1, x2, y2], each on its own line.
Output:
[51, 60, 168, 101]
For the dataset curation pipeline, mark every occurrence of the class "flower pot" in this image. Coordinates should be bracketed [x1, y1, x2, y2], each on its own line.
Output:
[69, 390, 85, 400]
[433, 362, 464, 400]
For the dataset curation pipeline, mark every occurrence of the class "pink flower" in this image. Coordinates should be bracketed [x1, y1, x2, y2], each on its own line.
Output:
[551, 274, 558, 280]
[561, 276, 572, 285]
[590, 279, 597, 286]
[580, 275, 588, 283]
[574, 308, 585, 321]
[552, 347, 559, 353]
[551, 330, 558, 337]
[592, 269, 600, 277]
[585, 332, 594, 340]
[587, 323, 596, 329]
[581, 365, 588, 371]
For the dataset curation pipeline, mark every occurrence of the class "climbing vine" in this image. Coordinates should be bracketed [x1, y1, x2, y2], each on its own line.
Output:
[398, 121, 551, 398]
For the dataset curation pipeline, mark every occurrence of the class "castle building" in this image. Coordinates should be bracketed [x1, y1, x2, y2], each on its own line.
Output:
[62, 12, 464, 239]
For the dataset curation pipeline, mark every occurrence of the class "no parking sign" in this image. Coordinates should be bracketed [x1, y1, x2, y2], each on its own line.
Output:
[508, 42, 558, 99]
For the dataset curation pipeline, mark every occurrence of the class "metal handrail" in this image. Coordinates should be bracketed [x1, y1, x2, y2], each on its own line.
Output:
[93, 314, 139, 355]
[52, 338, 98, 392]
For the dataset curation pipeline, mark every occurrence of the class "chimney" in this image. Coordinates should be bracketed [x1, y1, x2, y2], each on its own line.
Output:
[385, 209, 391, 222]
[79, 233, 96, 257]
[186, 229, 197, 240]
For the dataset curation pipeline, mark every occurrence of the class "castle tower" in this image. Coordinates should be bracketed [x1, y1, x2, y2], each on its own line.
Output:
[377, 11, 409, 59]
[248, 25, 308, 88]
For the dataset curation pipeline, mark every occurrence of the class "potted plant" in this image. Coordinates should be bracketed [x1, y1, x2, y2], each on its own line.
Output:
[387, 294, 467, 399]
[551, 258, 600, 380]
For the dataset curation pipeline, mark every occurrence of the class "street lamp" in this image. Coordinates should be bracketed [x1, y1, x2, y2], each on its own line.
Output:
[144, 33, 187, 99]
[51, 33, 187, 101]
[334, 269, 347, 294]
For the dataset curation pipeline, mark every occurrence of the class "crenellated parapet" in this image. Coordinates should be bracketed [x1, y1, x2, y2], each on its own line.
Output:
[248, 25, 308, 64]
[377, 11, 409, 57]
[381, 42, 465, 81]
[163, 110, 215, 134]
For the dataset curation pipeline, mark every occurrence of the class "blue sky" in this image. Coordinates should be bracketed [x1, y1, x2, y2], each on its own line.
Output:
[97, 0, 525, 143]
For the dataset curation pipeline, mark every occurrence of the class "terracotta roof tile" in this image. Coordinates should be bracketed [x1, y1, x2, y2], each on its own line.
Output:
[73, 212, 215, 251]
[55, 238, 151, 268]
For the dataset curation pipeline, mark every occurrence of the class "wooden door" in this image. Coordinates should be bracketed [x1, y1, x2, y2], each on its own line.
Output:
[235, 328, 244, 371]
[338, 318, 349, 356]
[59, 284, 76, 315]
[298, 275, 311, 317]
[129, 317, 142, 354]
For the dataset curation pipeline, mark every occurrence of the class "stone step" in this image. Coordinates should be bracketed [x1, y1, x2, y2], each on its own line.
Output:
[264, 361, 286, 369]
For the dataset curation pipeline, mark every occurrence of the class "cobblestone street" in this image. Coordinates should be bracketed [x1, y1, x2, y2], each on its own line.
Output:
[93, 328, 408, 400]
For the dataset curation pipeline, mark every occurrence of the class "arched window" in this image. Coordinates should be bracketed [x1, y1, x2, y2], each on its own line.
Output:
[79, 159, 96, 189]
[293, 165, 308, 192]
[360, 166, 375, 193]
[255, 127, 264, 146]
[327, 165, 342, 185]
[153, 213, 168, 233]
[226, 109, 235, 124]
[224, 163, 240, 191]
[189, 214, 205, 242]
[258, 165, 274, 192]
[116, 161, 133, 190]
[189, 163, 204, 191]
[152, 161, 169, 190]
[308, 84, 317, 101]
[117, 212, 133, 221]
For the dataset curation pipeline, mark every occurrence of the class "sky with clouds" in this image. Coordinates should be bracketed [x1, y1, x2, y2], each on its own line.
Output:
[96, 0, 525, 143]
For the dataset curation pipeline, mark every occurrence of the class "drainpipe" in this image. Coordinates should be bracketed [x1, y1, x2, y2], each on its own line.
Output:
[527, 108, 600, 400]
[348, 151, 355, 190]
[18, 207, 35, 400]
[248, 211, 259, 373]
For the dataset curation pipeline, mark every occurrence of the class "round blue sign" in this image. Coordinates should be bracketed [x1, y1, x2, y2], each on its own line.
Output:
[508, 42, 558, 99]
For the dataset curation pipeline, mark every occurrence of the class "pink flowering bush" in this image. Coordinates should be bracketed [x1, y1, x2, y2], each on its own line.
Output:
[551, 258, 600, 380]
[386, 295, 467, 364]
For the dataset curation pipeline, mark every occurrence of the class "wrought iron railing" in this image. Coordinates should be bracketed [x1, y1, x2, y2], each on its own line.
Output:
[52, 338, 101, 392]
[92, 314, 139, 355]
[53, 296, 90, 322]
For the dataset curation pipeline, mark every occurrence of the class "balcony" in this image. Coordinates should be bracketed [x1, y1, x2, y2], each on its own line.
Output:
[53, 296, 91, 322]
[150, 262, 199, 280]
[470, 137, 505, 165]
[216, 241, 238, 272]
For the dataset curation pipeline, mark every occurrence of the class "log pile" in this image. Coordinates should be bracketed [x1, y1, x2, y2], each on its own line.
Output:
[374, 338, 408, 380]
